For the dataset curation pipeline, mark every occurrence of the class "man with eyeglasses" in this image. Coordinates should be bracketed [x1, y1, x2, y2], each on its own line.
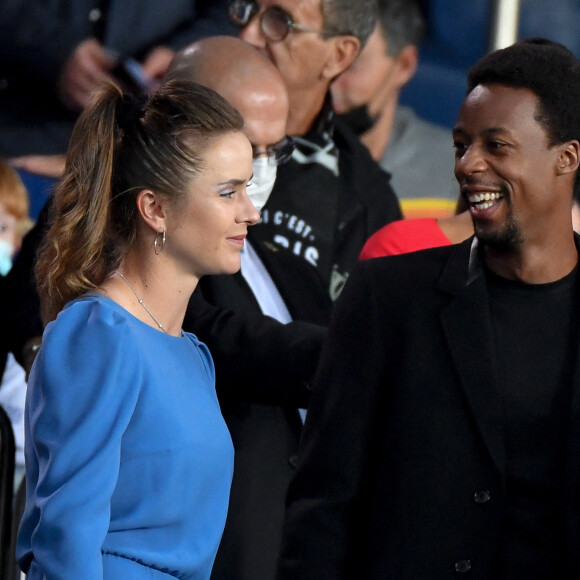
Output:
[229, 0, 402, 300]
[165, 36, 332, 580]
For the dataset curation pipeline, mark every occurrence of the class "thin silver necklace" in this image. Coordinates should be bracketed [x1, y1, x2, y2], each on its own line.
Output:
[116, 270, 168, 334]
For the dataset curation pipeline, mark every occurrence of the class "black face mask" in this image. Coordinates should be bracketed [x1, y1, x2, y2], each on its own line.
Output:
[337, 105, 379, 136]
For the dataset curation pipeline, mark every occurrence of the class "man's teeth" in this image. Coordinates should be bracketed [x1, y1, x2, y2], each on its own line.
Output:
[468, 192, 503, 211]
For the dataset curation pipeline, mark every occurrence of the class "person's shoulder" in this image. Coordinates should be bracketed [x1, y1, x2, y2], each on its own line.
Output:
[359, 240, 459, 285]
[58, 293, 127, 324]
[396, 105, 452, 142]
[360, 218, 446, 259]
[339, 244, 458, 320]
[44, 293, 132, 347]
[332, 114, 400, 216]
[332, 115, 381, 164]
[377, 218, 440, 238]
[33, 294, 142, 395]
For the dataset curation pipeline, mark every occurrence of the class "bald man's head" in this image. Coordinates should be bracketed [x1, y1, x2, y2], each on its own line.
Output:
[166, 36, 289, 149]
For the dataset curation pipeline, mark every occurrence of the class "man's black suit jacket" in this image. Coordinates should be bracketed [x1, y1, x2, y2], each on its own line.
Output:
[183, 233, 331, 580]
[277, 237, 580, 579]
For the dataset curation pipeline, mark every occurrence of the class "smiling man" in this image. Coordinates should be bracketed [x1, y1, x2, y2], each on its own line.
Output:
[277, 38, 580, 579]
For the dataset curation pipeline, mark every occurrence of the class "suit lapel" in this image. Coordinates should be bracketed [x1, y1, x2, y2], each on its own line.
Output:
[438, 239, 506, 475]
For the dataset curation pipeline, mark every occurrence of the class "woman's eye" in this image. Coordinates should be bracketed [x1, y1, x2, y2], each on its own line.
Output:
[220, 190, 235, 199]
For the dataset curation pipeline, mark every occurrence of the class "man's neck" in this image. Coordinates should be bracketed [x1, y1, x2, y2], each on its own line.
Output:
[286, 87, 328, 136]
[484, 232, 579, 284]
[360, 98, 398, 162]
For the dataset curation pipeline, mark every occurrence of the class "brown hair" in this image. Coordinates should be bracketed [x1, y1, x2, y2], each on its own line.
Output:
[36, 79, 244, 324]
[0, 160, 33, 242]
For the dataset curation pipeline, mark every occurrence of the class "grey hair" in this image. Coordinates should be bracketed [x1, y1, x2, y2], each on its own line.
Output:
[376, 0, 426, 56]
[321, 0, 378, 48]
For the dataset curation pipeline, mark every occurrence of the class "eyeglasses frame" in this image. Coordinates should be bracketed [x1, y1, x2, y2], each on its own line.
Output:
[229, 0, 339, 42]
[252, 136, 295, 166]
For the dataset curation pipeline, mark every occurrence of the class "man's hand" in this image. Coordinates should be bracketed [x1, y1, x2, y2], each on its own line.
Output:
[57, 39, 116, 111]
[22, 337, 42, 381]
[141, 46, 174, 88]
[10, 155, 66, 178]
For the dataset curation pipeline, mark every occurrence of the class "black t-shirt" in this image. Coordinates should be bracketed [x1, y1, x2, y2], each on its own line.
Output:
[486, 263, 579, 578]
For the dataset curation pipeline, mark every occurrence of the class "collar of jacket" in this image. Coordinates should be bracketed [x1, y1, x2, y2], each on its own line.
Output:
[297, 94, 335, 150]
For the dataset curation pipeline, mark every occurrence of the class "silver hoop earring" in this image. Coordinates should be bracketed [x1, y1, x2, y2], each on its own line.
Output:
[154, 229, 166, 255]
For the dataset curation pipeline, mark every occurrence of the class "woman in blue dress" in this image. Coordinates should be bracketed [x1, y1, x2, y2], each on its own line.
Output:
[17, 79, 260, 579]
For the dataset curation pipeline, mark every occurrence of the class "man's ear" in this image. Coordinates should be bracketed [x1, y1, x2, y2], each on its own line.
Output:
[322, 35, 361, 80]
[556, 140, 580, 177]
[136, 189, 167, 233]
[392, 44, 419, 90]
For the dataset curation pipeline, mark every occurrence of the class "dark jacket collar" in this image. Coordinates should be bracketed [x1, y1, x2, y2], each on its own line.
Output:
[438, 233, 580, 481]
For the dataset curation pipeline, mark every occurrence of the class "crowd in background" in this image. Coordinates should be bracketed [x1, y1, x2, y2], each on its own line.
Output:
[1, 1, 579, 579]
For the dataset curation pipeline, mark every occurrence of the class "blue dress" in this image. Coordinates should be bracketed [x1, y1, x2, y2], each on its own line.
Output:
[17, 294, 234, 579]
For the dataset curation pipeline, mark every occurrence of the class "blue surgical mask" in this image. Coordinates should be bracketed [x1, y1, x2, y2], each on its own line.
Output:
[0, 239, 13, 276]
[248, 157, 277, 212]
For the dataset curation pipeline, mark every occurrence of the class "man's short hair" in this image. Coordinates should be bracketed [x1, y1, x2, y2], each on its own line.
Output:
[321, 0, 378, 48]
[376, 0, 426, 56]
[467, 38, 580, 148]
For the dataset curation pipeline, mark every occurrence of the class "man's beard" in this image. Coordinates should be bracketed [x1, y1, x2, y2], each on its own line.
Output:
[337, 104, 379, 136]
[475, 212, 523, 252]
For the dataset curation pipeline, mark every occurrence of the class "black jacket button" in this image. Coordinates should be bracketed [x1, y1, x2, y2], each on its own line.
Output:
[455, 559, 472, 573]
[88, 7, 102, 22]
[474, 489, 491, 503]
[288, 455, 298, 468]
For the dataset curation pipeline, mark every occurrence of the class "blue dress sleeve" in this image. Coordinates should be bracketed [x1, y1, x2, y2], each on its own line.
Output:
[21, 299, 142, 579]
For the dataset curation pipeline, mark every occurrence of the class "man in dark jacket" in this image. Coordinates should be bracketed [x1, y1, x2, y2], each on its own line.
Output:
[230, 0, 401, 298]
[277, 38, 580, 579]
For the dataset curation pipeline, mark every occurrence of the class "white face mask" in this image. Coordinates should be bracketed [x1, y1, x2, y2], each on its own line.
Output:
[0, 239, 14, 276]
[247, 157, 277, 212]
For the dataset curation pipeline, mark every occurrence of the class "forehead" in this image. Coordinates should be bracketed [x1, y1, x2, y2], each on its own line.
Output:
[455, 84, 546, 140]
[201, 131, 252, 164]
[353, 26, 391, 68]
[0, 205, 17, 227]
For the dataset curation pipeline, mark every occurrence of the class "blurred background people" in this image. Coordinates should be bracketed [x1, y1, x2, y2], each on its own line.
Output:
[229, 0, 401, 298]
[0, 160, 34, 490]
[0, 0, 234, 157]
[360, 196, 473, 258]
[17, 79, 258, 578]
[0, 160, 33, 274]
[331, 0, 458, 219]
[401, 0, 580, 131]
[166, 36, 331, 580]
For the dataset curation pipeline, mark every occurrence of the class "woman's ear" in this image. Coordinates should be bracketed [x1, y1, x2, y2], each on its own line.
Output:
[322, 35, 361, 81]
[136, 189, 166, 233]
